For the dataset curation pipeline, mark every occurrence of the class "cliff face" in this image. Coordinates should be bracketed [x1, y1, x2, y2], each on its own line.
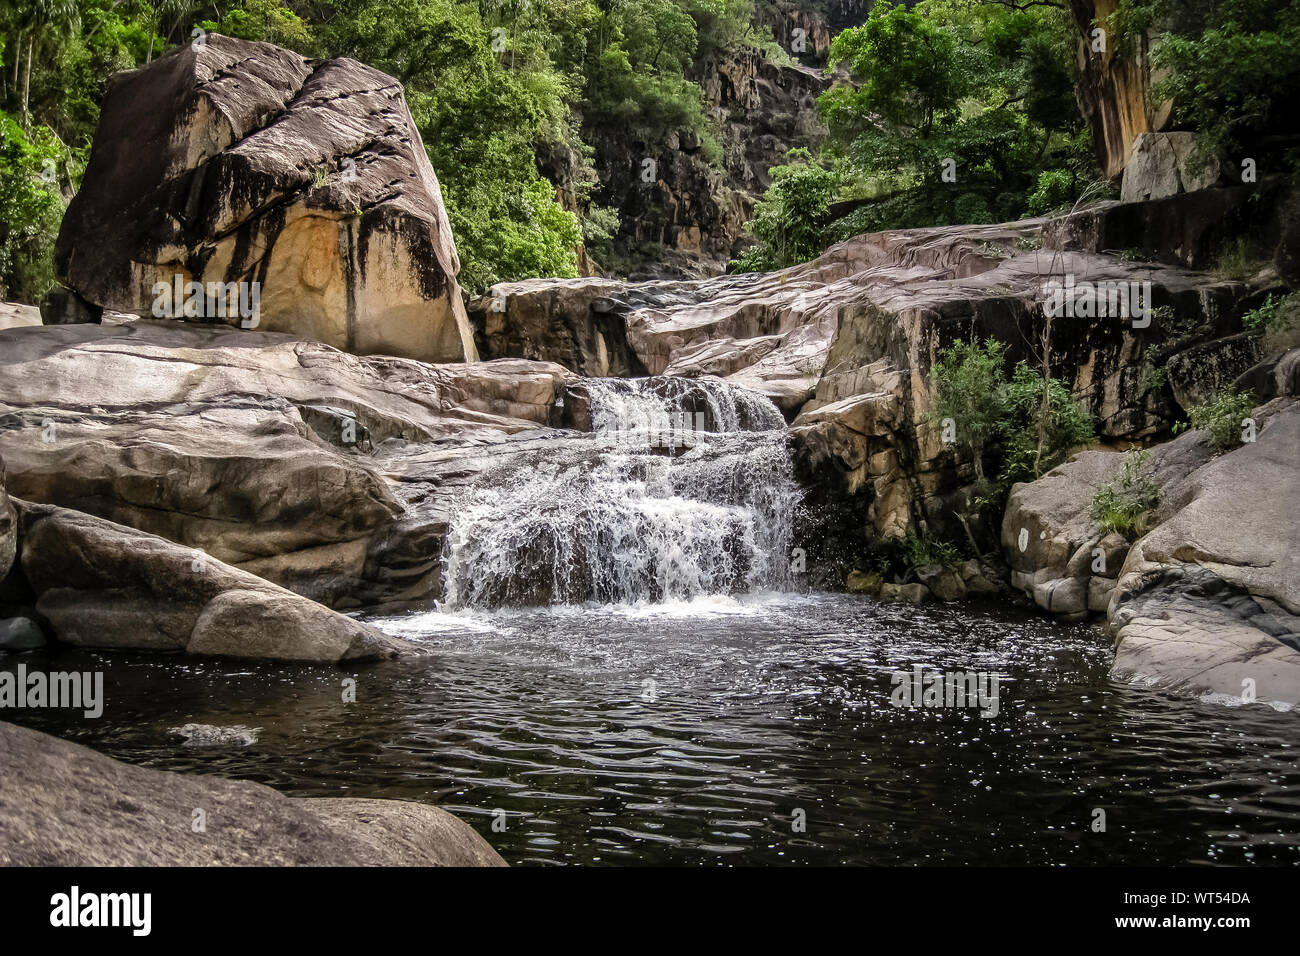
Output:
[1068, 0, 1170, 180]
[561, 48, 830, 280]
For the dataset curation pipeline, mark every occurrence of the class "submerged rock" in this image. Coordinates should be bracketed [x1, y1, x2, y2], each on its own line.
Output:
[0, 721, 505, 866]
[172, 723, 261, 747]
[54, 34, 476, 362]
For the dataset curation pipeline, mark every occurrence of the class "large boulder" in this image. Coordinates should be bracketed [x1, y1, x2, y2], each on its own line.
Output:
[14, 500, 414, 662]
[0, 721, 504, 866]
[54, 34, 475, 362]
[1120, 132, 1220, 203]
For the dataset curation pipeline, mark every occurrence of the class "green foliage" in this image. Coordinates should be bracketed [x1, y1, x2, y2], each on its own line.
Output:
[904, 530, 961, 571]
[1112, 0, 1300, 168]
[0, 111, 68, 301]
[930, 338, 1008, 479]
[1243, 292, 1300, 331]
[731, 149, 839, 270]
[1214, 237, 1266, 281]
[1089, 449, 1161, 538]
[2, 0, 805, 301]
[999, 361, 1095, 485]
[1187, 387, 1257, 450]
[745, 0, 1094, 264]
[1025, 169, 1075, 216]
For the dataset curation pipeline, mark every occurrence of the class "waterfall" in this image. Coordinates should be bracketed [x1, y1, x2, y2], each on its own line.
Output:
[442, 377, 799, 608]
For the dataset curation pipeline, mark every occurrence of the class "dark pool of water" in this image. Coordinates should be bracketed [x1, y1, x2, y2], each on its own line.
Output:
[5, 592, 1298, 866]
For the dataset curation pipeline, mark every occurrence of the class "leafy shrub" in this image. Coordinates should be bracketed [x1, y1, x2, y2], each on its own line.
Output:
[998, 361, 1095, 484]
[1242, 292, 1300, 331]
[904, 531, 962, 570]
[1025, 169, 1075, 216]
[931, 338, 1008, 480]
[1187, 387, 1257, 451]
[1089, 449, 1161, 538]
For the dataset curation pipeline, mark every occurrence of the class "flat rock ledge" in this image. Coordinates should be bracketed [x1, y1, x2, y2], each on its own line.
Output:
[0, 721, 505, 866]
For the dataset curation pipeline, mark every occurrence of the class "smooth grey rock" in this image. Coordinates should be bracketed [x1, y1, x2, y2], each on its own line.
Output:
[0, 617, 44, 650]
[0, 721, 506, 866]
[16, 500, 415, 663]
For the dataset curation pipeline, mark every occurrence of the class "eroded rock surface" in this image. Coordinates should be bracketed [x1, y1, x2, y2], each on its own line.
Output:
[475, 207, 1259, 548]
[0, 320, 572, 608]
[55, 34, 476, 362]
[0, 721, 505, 866]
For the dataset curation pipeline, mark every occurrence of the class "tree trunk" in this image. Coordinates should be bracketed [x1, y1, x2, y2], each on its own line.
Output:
[21, 35, 32, 126]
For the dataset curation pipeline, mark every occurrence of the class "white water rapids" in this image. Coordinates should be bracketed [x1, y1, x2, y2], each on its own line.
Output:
[441, 377, 800, 608]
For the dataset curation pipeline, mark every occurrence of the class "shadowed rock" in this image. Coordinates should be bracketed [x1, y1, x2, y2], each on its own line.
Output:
[14, 500, 415, 662]
[0, 721, 505, 866]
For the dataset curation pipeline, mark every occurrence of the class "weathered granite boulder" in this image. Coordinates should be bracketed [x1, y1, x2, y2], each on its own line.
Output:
[1003, 394, 1300, 706]
[0, 321, 571, 608]
[55, 34, 476, 362]
[0, 721, 505, 866]
[13, 499, 415, 662]
[1120, 132, 1220, 203]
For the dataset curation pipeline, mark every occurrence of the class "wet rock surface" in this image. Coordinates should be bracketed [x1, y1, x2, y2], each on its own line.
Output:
[1003, 394, 1300, 705]
[0, 320, 572, 609]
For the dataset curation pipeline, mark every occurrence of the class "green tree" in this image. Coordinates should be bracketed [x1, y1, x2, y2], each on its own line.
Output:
[930, 338, 1009, 481]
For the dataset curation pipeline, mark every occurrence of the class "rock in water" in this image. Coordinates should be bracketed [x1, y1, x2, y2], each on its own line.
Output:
[171, 723, 261, 747]
[54, 33, 477, 363]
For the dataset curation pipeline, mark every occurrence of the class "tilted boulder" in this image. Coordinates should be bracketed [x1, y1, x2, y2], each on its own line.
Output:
[14, 500, 415, 662]
[1002, 392, 1300, 706]
[54, 34, 476, 362]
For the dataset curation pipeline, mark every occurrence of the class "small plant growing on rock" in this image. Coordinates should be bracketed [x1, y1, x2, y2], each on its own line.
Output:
[1187, 387, 1257, 450]
[1242, 292, 1300, 332]
[904, 531, 961, 571]
[1089, 449, 1161, 539]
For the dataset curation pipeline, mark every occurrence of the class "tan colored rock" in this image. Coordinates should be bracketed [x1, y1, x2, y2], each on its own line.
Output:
[55, 35, 475, 362]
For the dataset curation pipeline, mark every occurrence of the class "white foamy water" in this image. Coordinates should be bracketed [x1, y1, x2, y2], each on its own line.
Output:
[441, 377, 799, 609]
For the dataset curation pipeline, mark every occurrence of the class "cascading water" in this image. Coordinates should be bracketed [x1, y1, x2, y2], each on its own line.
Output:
[441, 377, 800, 608]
